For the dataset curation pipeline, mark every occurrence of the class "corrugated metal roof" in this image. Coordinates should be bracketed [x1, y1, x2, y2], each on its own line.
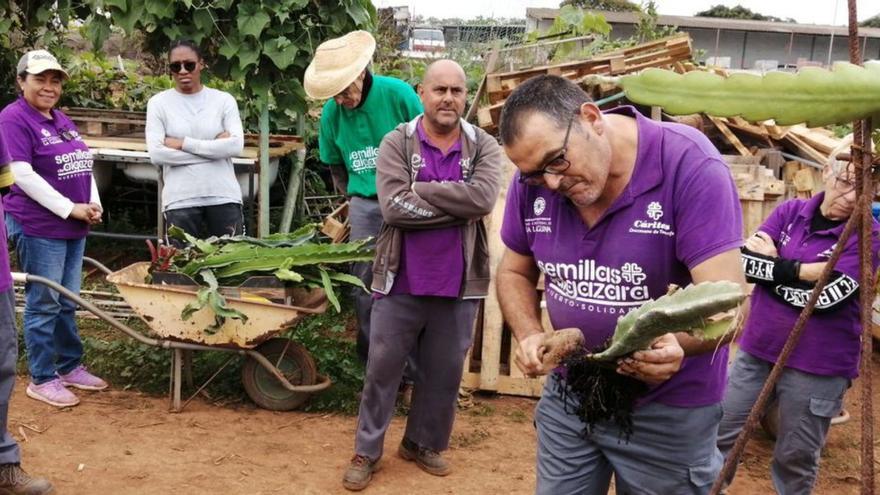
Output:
[526, 8, 880, 39]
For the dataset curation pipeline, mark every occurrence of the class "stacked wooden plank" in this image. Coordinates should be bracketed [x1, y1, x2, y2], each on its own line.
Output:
[63, 106, 304, 159]
[476, 34, 693, 133]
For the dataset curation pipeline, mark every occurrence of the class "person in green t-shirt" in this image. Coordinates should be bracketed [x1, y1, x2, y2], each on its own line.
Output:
[305, 31, 423, 366]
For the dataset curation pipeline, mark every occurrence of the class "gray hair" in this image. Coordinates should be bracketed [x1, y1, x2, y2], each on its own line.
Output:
[828, 133, 875, 177]
[498, 75, 592, 146]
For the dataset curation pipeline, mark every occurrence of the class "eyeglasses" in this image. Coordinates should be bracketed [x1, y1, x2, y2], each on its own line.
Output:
[518, 111, 578, 186]
[169, 61, 197, 74]
[334, 82, 359, 102]
[833, 175, 857, 194]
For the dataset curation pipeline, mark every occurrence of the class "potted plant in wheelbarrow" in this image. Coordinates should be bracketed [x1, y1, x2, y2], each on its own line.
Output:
[107, 223, 373, 411]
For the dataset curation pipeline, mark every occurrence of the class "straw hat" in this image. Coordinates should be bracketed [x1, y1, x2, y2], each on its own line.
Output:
[304, 31, 376, 100]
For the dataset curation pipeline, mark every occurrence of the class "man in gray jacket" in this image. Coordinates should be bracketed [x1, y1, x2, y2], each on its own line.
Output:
[342, 60, 501, 491]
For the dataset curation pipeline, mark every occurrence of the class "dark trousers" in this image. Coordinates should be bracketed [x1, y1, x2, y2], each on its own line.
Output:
[354, 295, 478, 460]
[0, 290, 22, 464]
[164, 203, 243, 246]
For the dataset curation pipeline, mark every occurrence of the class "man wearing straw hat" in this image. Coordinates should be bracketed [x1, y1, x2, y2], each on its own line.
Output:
[305, 30, 423, 368]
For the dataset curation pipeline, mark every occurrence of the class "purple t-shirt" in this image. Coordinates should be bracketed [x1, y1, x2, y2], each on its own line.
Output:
[500, 106, 743, 408]
[388, 119, 465, 297]
[1, 97, 93, 239]
[0, 133, 13, 293]
[739, 194, 880, 379]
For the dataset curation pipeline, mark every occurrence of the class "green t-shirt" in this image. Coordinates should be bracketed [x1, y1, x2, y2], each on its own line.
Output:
[318, 75, 423, 198]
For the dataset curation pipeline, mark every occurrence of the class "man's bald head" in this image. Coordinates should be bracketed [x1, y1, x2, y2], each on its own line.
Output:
[423, 59, 466, 86]
[418, 59, 468, 135]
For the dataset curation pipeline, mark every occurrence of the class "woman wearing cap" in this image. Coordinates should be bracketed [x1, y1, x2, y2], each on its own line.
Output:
[1, 49, 107, 409]
[146, 40, 245, 243]
[718, 136, 880, 493]
[305, 30, 422, 366]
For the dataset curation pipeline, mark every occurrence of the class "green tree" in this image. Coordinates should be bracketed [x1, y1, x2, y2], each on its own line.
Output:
[861, 14, 880, 28]
[695, 5, 795, 23]
[0, 1, 89, 105]
[560, 0, 641, 12]
[81, 0, 376, 131]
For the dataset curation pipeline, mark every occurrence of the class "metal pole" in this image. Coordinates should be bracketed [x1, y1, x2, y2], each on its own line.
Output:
[279, 114, 306, 234]
[258, 99, 271, 238]
[827, 0, 840, 67]
[847, 0, 875, 490]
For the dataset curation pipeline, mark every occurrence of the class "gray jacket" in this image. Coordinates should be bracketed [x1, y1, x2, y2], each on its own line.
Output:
[372, 116, 502, 298]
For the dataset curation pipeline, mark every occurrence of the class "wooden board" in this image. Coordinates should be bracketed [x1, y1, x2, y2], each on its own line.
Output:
[83, 134, 302, 159]
[480, 34, 692, 118]
[709, 116, 752, 157]
[460, 156, 547, 397]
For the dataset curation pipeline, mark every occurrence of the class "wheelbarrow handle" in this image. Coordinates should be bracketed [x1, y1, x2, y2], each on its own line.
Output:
[10, 272, 162, 349]
[82, 256, 113, 276]
[244, 349, 333, 393]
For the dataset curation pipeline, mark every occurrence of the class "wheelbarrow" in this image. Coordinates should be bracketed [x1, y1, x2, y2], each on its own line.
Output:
[12, 258, 332, 412]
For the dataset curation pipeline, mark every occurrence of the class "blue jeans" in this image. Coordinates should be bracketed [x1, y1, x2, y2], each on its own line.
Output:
[6, 215, 85, 385]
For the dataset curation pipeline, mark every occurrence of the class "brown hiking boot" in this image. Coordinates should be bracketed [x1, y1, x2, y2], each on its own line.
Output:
[342, 454, 379, 491]
[0, 464, 53, 495]
[398, 437, 451, 476]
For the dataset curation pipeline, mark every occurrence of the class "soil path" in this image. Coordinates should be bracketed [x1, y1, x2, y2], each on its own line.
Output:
[8, 364, 879, 494]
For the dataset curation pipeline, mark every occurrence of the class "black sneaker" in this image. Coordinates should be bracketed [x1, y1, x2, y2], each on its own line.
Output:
[398, 437, 451, 476]
[0, 464, 53, 495]
[342, 454, 380, 491]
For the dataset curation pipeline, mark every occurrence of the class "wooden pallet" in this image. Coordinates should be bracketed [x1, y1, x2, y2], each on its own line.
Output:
[460, 156, 547, 398]
[477, 34, 692, 132]
[65, 106, 304, 159]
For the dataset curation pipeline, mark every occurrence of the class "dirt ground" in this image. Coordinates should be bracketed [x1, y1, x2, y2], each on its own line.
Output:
[7, 357, 880, 495]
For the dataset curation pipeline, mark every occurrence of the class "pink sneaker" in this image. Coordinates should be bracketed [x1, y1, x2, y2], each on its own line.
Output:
[59, 365, 108, 391]
[26, 379, 80, 408]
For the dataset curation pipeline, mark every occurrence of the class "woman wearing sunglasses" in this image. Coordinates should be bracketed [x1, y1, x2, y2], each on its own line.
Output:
[146, 39, 245, 244]
[0, 49, 107, 409]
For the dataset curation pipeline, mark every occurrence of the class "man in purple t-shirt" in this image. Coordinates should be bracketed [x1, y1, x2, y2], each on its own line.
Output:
[342, 60, 501, 491]
[497, 75, 746, 494]
[718, 138, 880, 494]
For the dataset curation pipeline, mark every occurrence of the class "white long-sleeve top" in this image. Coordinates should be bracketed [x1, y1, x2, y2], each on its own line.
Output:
[145, 87, 244, 211]
[8, 160, 100, 219]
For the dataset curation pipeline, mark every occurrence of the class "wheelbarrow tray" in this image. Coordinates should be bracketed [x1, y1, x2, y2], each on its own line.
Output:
[106, 262, 328, 349]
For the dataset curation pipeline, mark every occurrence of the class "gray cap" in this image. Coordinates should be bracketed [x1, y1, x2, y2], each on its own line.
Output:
[17, 50, 68, 78]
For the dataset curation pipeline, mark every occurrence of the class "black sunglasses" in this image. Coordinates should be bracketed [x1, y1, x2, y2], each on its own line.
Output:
[518, 111, 579, 186]
[169, 61, 198, 74]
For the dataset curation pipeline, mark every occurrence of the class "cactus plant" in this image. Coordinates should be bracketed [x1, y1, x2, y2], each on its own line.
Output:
[550, 281, 746, 440]
[619, 61, 880, 128]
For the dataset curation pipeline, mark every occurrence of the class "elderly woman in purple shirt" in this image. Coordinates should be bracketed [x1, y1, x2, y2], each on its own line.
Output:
[1, 50, 108, 409]
[718, 136, 880, 494]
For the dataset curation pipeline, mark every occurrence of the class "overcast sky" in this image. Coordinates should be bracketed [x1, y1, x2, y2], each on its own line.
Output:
[371, 0, 878, 25]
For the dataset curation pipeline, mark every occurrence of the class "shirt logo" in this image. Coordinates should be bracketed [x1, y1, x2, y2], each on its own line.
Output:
[537, 258, 651, 309]
[526, 195, 552, 234]
[533, 197, 546, 216]
[348, 146, 378, 174]
[818, 244, 836, 259]
[40, 128, 51, 137]
[629, 200, 674, 237]
[647, 201, 663, 220]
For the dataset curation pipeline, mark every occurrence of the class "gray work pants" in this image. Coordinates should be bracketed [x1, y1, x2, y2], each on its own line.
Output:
[717, 350, 848, 495]
[347, 197, 383, 363]
[354, 295, 479, 460]
[536, 374, 723, 495]
[0, 289, 21, 464]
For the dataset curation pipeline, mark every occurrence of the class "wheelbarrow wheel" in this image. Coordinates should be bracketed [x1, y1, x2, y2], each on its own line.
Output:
[242, 337, 318, 411]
